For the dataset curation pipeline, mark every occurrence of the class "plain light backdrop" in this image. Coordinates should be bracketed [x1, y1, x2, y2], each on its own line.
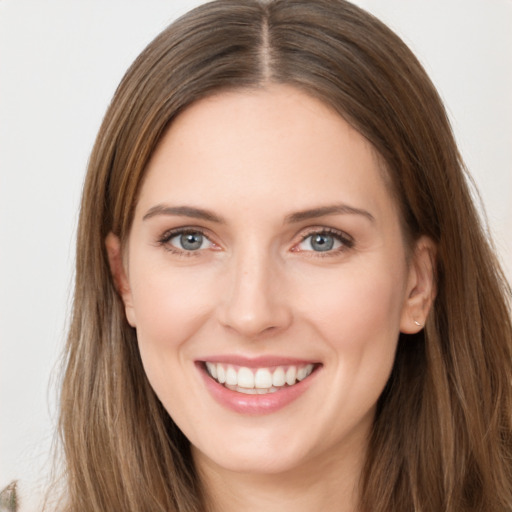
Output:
[1, 0, 511, 506]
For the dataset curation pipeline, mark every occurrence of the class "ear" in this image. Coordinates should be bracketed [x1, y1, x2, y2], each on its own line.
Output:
[105, 232, 137, 327]
[400, 236, 437, 334]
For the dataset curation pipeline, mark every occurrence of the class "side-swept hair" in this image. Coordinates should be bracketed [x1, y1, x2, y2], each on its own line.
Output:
[56, 1, 512, 510]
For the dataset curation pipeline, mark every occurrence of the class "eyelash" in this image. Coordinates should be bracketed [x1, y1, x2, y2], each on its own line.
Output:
[294, 227, 354, 257]
[157, 227, 213, 257]
[156, 227, 354, 257]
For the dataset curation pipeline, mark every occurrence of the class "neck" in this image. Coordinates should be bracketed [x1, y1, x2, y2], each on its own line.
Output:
[194, 437, 366, 512]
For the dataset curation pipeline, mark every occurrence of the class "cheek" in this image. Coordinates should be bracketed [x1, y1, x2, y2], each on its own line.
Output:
[127, 263, 219, 401]
[323, 272, 403, 422]
[129, 263, 215, 345]
[297, 260, 408, 370]
[127, 263, 218, 414]
[303, 266, 407, 421]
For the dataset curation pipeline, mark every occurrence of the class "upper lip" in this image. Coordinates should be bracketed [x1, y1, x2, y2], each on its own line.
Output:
[196, 355, 320, 368]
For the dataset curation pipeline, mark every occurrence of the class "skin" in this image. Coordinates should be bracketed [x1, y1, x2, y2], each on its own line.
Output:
[107, 85, 435, 512]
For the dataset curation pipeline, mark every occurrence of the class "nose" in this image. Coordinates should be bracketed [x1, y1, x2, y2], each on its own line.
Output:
[217, 246, 293, 339]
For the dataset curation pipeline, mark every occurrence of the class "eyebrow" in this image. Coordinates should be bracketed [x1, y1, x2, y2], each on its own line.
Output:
[284, 204, 375, 224]
[142, 202, 374, 224]
[142, 205, 225, 223]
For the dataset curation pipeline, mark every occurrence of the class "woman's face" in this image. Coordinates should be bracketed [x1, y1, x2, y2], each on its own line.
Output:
[109, 85, 433, 478]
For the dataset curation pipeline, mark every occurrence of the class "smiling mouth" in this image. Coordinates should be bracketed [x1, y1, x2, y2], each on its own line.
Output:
[203, 362, 317, 395]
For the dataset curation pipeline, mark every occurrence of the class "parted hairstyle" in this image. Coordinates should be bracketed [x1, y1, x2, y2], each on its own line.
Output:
[54, 0, 512, 510]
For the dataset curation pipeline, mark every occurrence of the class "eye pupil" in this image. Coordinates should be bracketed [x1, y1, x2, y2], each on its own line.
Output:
[311, 234, 334, 252]
[181, 232, 203, 250]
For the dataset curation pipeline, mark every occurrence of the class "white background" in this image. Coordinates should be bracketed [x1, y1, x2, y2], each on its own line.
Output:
[1, 0, 511, 507]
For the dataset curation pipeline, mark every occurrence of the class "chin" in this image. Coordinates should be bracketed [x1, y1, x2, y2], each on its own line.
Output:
[195, 446, 310, 476]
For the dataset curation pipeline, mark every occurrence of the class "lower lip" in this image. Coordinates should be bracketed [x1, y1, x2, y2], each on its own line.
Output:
[198, 363, 318, 415]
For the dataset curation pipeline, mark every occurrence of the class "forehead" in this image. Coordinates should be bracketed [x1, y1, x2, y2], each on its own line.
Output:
[136, 85, 396, 224]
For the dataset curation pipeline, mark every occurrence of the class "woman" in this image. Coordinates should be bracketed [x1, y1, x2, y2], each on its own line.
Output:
[52, 0, 512, 510]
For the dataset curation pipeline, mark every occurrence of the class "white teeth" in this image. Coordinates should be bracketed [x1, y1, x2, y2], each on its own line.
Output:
[226, 366, 237, 386]
[238, 386, 258, 394]
[272, 367, 286, 387]
[254, 368, 273, 389]
[237, 367, 255, 388]
[205, 362, 316, 392]
[205, 362, 217, 379]
[299, 364, 314, 380]
[297, 364, 314, 381]
[226, 384, 280, 394]
[217, 365, 226, 384]
[226, 385, 257, 394]
[285, 366, 297, 385]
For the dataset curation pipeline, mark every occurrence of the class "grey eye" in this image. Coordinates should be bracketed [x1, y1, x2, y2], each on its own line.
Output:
[172, 232, 206, 251]
[296, 232, 344, 253]
[310, 233, 335, 251]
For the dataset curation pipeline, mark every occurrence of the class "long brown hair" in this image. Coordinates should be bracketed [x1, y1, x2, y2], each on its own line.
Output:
[56, 1, 512, 510]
